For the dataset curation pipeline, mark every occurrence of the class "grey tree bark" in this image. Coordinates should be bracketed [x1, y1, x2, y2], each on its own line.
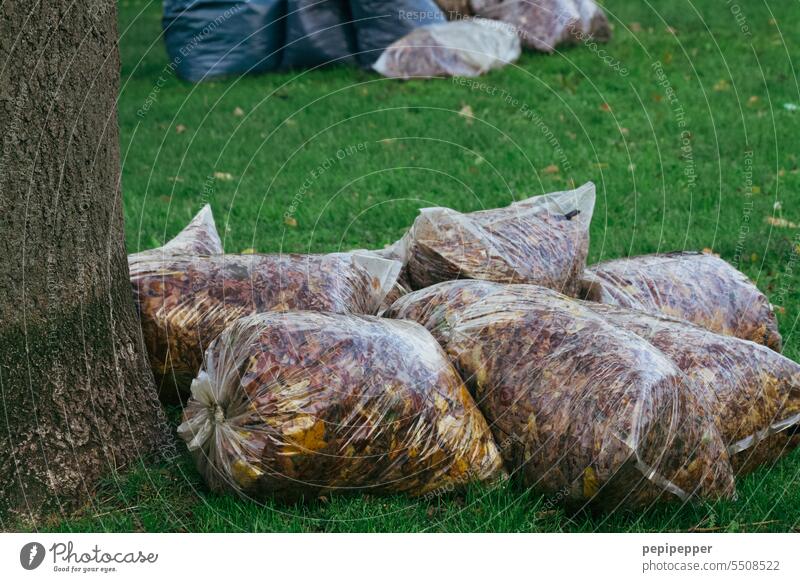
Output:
[0, 1, 174, 525]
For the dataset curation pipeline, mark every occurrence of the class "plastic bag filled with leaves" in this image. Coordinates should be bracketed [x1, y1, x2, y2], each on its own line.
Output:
[396, 182, 594, 295]
[470, 0, 593, 52]
[585, 303, 800, 475]
[373, 18, 521, 79]
[131, 252, 400, 398]
[386, 280, 736, 508]
[128, 205, 223, 263]
[178, 311, 504, 500]
[579, 252, 781, 351]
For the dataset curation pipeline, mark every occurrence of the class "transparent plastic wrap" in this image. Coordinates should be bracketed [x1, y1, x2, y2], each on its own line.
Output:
[131, 252, 401, 397]
[580, 252, 782, 351]
[128, 205, 223, 263]
[402, 182, 595, 294]
[177, 311, 505, 500]
[471, 0, 581, 52]
[373, 18, 521, 79]
[386, 280, 736, 508]
[583, 303, 800, 475]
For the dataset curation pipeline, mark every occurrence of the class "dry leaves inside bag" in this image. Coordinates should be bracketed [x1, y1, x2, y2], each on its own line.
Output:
[131, 252, 400, 398]
[178, 311, 505, 500]
[580, 252, 782, 350]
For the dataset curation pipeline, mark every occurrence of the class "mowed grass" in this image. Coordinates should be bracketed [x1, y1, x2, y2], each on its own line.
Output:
[44, 0, 800, 532]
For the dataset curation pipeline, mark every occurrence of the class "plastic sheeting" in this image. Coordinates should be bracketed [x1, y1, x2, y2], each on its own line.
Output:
[130, 252, 400, 396]
[580, 252, 782, 351]
[373, 18, 521, 79]
[349, 0, 446, 66]
[386, 280, 736, 508]
[281, 0, 358, 69]
[177, 311, 505, 500]
[163, 0, 285, 82]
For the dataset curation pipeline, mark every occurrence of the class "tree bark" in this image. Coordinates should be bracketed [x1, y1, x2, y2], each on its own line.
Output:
[0, 1, 174, 525]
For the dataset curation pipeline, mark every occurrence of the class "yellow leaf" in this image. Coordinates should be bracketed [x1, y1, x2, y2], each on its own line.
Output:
[459, 104, 474, 125]
[284, 216, 298, 227]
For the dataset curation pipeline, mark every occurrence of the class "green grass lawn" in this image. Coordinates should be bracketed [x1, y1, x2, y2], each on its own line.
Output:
[45, 0, 800, 532]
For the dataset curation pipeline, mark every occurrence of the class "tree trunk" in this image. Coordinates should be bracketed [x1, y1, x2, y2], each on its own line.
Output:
[0, 1, 174, 525]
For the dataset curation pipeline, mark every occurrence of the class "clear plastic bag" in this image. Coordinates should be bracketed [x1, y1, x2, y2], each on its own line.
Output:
[131, 252, 400, 397]
[580, 252, 782, 351]
[373, 18, 521, 79]
[386, 280, 736, 508]
[585, 303, 800, 475]
[471, 0, 581, 52]
[572, 0, 611, 41]
[177, 311, 505, 500]
[399, 182, 595, 295]
[128, 205, 223, 263]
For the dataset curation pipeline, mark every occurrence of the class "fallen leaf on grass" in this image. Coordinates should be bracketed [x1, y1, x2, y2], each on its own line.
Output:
[765, 216, 798, 228]
[459, 104, 474, 124]
[599, 103, 612, 112]
[213, 171, 234, 181]
[284, 216, 298, 227]
[175, 124, 187, 134]
[543, 164, 559, 174]
[233, 107, 245, 117]
[713, 79, 730, 92]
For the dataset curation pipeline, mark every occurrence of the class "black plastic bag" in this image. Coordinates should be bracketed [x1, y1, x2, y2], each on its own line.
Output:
[163, 0, 286, 82]
[349, 0, 446, 66]
[282, 0, 358, 69]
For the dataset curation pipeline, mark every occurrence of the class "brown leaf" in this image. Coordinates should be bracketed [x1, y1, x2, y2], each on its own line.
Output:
[176, 124, 187, 134]
[233, 107, 245, 117]
[459, 104, 475, 125]
[543, 164, 559, 174]
[284, 216, 298, 228]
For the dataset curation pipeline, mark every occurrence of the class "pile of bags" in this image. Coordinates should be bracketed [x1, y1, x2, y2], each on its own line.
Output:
[131, 184, 799, 510]
[162, 0, 611, 81]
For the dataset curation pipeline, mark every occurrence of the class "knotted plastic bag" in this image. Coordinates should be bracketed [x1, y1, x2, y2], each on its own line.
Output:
[177, 311, 504, 500]
[398, 182, 594, 295]
[128, 205, 223, 263]
[386, 280, 736, 508]
[580, 252, 782, 351]
[373, 18, 521, 79]
[131, 252, 400, 397]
